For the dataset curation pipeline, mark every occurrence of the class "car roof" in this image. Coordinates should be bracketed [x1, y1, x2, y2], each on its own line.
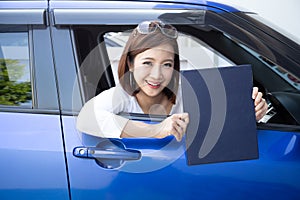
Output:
[0, 0, 241, 13]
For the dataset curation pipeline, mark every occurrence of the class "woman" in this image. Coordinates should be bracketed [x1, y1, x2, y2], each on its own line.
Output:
[76, 21, 267, 141]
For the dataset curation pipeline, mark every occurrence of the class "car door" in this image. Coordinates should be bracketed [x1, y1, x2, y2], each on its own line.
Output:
[51, 1, 300, 199]
[0, 2, 69, 200]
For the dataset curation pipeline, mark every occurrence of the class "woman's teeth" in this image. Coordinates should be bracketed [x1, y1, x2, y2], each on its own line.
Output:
[146, 80, 160, 87]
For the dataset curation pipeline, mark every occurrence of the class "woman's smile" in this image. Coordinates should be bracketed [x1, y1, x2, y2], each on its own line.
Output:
[145, 80, 161, 89]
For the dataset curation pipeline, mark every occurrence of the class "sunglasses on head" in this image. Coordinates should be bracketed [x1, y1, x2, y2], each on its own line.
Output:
[136, 21, 178, 39]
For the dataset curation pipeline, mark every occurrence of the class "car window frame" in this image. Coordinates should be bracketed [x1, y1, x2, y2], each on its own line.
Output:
[0, 11, 60, 114]
[0, 25, 33, 108]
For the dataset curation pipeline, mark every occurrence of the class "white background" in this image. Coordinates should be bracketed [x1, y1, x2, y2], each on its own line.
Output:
[213, 0, 300, 43]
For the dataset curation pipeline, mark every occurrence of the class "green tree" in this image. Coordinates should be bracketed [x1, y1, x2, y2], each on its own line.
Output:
[0, 58, 31, 106]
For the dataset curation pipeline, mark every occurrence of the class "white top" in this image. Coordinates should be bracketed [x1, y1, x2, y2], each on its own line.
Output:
[76, 83, 183, 138]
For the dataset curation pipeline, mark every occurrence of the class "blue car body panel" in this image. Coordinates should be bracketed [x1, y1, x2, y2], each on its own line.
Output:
[0, 112, 69, 200]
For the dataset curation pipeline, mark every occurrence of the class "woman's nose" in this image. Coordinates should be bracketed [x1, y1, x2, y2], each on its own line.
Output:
[150, 64, 162, 79]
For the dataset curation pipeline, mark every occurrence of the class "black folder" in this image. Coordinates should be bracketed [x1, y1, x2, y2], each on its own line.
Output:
[181, 65, 258, 165]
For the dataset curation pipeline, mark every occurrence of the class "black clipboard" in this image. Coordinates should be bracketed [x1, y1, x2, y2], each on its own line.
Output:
[181, 65, 258, 165]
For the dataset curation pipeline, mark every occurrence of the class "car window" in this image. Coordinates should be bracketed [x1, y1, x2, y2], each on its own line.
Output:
[0, 28, 32, 107]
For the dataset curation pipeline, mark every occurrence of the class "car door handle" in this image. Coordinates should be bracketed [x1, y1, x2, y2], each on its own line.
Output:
[73, 146, 141, 160]
[73, 139, 141, 169]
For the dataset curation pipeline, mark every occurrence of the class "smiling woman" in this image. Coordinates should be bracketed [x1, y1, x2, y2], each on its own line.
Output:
[77, 21, 189, 141]
[76, 20, 267, 141]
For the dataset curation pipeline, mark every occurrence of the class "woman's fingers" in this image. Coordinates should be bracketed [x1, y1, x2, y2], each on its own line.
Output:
[169, 113, 189, 141]
[154, 113, 190, 141]
[173, 121, 184, 141]
[255, 99, 268, 121]
[255, 98, 265, 112]
[176, 118, 188, 133]
[252, 87, 258, 99]
[252, 87, 268, 121]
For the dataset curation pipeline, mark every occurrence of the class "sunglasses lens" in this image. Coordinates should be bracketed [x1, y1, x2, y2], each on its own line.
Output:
[137, 21, 178, 38]
[138, 21, 157, 34]
[161, 24, 178, 38]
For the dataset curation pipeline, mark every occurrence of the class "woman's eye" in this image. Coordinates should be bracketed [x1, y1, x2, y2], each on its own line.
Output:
[142, 61, 152, 67]
[163, 63, 173, 68]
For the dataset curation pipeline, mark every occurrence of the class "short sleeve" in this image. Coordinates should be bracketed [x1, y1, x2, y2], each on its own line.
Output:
[76, 85, 131, 138]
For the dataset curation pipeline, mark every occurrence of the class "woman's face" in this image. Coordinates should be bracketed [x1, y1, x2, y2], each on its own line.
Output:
[131, 44, 175, 99]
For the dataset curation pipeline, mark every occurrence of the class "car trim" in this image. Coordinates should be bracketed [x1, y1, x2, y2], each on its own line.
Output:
[0, 107, 60, 115]
[258, 123, 300, 132]
[52, 9, 205, 25]
[0, 9, 46, 25]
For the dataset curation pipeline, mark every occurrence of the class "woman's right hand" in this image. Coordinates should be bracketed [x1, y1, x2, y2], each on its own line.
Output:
[154, 113, 189, 141]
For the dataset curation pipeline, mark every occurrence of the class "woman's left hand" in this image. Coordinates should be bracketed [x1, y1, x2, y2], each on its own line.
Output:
[252, 87, 268, 121]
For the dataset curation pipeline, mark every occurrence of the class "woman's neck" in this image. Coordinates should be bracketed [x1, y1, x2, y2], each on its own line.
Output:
[135, 92, 172, 115]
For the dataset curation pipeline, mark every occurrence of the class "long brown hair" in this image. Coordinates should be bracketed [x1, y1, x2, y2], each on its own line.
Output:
[118, 26, 180, 104]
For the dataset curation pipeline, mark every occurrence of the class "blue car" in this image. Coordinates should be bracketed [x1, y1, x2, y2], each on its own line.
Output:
[0, 0, 299, 199]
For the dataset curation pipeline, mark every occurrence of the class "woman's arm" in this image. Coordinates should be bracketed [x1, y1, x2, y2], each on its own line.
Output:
[121, 113, 189, 141]
[77, 86, 131, 138]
